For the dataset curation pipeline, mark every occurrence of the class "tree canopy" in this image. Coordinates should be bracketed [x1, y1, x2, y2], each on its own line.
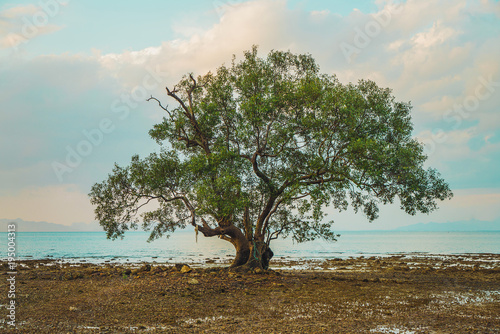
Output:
[89, 47, 453, 269]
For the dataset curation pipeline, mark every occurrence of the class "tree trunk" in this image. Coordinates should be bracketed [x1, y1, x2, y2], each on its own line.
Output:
[230, 231, 251, 267]
[197, 221, 273, 270]
[244, 240, 274, 270]
[230, 238, 274, 270]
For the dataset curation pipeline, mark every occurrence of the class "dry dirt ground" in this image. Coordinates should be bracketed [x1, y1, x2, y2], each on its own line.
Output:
[1, 255, 499, 333]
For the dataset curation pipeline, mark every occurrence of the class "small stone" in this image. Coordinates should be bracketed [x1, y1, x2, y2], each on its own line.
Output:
[254, 268, 263, 274]
[180, 265, 192, 274]
[187, 278, 199, 285]
[69, 306, 79, 312]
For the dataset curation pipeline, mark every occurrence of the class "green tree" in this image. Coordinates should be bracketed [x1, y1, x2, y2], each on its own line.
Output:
[89, 47, 452, 270]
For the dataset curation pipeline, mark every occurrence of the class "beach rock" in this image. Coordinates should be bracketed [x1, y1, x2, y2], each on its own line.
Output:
[140, 264, 151, 272]
[187, 278, 199, 285]
[175, 263, 188, 271]
[180, 265, 192, 274]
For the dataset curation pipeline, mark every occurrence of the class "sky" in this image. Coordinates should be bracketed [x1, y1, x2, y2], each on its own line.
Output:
[0, 0, 499, 231]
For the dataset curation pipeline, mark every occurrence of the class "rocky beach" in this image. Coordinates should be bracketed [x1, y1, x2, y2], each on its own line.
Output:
[1, 254, 499, 333]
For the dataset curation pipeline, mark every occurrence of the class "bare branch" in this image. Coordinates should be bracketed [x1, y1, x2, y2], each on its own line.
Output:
[166, 86, 190, 115]
[147, 96, 171, 116]
[189, 73, 197, 87]
[165, 83, 212, 155]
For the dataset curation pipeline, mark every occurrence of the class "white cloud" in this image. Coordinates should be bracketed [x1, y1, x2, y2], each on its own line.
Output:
[411, 21, 458, 48]
[417, 128, 473, 161]
[477, 0, 500, 17]
[98, 46, 162, 68]
[0, 3, 66, 49]
[310, 10, 330, 18]
[386, 0, 467, 34]
[0, 5, 38, 19]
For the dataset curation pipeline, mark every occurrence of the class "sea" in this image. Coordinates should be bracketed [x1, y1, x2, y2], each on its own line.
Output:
[1, 231, 499, 266]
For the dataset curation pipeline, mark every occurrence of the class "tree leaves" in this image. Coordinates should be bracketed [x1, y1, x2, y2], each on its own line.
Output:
[89, 46, 452, 246]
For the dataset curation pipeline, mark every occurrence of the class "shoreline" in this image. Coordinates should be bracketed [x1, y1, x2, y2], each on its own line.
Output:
[3, 230, 499, 266]
[5, 253, 500, 277]
[6, 252, 500, 269]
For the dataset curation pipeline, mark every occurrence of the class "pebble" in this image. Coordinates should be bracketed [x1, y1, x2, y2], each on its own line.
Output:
[180, 265, 192, 274]
[187, 278, 200, 285]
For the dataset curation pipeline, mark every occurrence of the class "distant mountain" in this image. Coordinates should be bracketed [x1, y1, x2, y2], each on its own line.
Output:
[0, 218, 102, 232]
[394, 220, 500, 232]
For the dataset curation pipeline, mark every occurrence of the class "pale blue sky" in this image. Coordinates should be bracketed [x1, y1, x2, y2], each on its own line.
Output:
[0, 0, 499, 230]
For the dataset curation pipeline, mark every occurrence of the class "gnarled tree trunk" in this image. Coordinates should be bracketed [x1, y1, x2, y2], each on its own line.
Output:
[228, 228, 251, 267]
[244, 240, 274, 270]
[197, 221, 273, 270]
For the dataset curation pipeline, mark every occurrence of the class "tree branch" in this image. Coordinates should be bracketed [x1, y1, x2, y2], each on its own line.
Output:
[166, 87, 190, 115]
[261, 197, 284, 235]
[147, 96, 172, 118]
[165, 83, 212, 155]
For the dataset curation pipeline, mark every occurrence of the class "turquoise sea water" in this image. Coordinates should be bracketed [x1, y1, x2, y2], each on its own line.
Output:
[1, 231, 499, 264]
